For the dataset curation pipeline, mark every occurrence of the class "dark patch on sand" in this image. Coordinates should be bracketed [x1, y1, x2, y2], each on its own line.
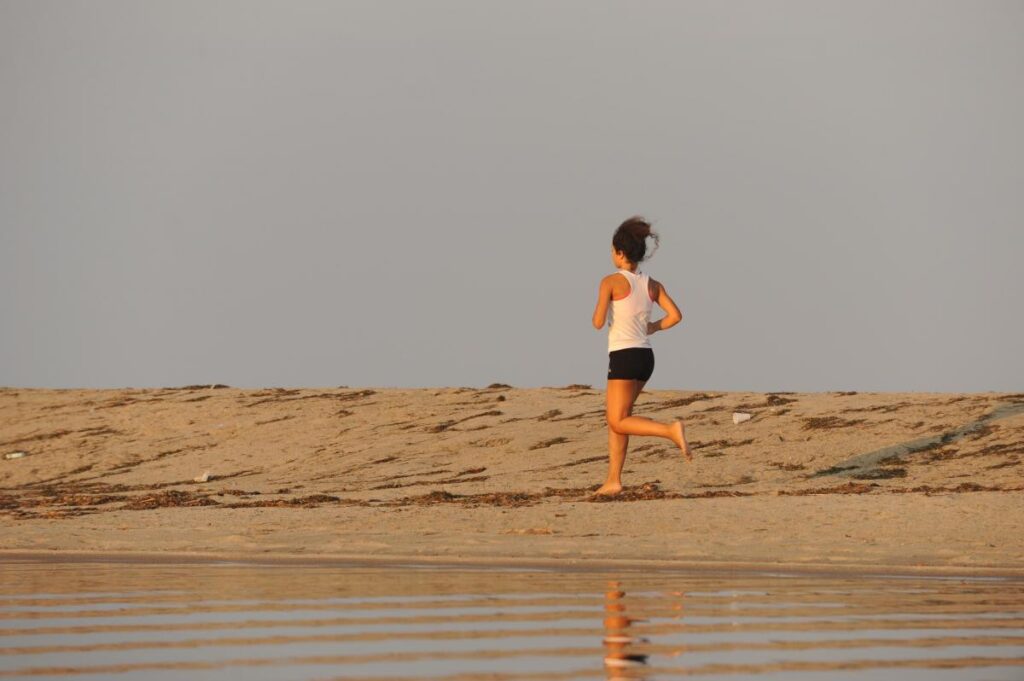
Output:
[782, 482, 879, 495]
[425, 420, 457, 433]
[587, 481, 754, 503]
[541, 455, 605, 470]
[104, 445, 214, 474]
[844, 402, 915, 414]
[529, 437, 570, 450]
[247, 389, 376, 408]
[223, 494, 355, 509]
[471, 437, 512, 447]
[0, 429, 73, 448]
[426, 409, 504, 433]
[888, 482, 1024, 495]
[550, 409, 606, 422]
[769, 461, 807, 471]
[370, 472, 489, 490]
[96, 396, 157, 409]
[966, 423, 1000, 440]
[690, 438, 756, 453]
[801, 416, 868, 430]
[255, 415, 296, 426]
[809, 465, 858, 477]
[648, 393, 717, 411]
[852, 467, 908, 480]
[77, 426, 125, 438]
[639, 446, 673, 459]
[395, 489, 538, 508]
[122, 490, 220, 510]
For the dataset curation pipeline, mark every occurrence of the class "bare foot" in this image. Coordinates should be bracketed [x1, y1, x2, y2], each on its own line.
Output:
[670, 420, 692, 462]
[592, 482, 623, 497]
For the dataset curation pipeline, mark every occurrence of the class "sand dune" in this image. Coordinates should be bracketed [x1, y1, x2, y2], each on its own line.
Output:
[1, 385, 1022, 573]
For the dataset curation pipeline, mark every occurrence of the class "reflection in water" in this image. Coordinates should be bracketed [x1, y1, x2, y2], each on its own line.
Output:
[0, 559, 1021, 680]
[602, 580, 649, 676]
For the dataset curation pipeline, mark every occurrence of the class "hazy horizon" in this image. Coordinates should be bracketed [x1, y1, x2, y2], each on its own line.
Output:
[2, 1, 1022, 392]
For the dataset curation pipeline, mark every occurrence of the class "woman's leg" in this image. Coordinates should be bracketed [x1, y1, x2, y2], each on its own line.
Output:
[606, 379, 691, 460]
[595, 380, 646, 495]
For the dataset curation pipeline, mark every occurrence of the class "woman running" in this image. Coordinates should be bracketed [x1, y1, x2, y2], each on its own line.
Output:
[591, 216, 691, 496]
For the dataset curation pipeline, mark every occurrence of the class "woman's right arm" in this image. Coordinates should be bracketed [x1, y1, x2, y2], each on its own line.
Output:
[647, 280, 682, 334]
[592, 276, 613, 329]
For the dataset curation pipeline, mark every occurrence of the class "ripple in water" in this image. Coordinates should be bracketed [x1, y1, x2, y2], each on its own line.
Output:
[0, 560, 1022, 680]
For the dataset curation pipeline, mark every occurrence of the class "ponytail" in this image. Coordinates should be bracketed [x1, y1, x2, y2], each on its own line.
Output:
[612, 215, 659, 263]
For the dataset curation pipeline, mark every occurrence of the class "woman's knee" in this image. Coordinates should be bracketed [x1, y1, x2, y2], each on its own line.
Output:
[606, 413, 628, 434]
[605, 379, 636, 434]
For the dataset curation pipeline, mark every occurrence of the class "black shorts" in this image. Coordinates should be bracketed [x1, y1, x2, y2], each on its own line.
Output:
[608, 347, 655, 381]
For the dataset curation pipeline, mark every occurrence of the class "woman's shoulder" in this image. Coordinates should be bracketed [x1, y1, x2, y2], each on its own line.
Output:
[601, 271, 632, 285]
[603, 272, 632, 299]
[645, 274, 662, 300]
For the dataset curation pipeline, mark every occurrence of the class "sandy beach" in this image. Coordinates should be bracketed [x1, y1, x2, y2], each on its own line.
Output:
[1, 385, 1022, 575]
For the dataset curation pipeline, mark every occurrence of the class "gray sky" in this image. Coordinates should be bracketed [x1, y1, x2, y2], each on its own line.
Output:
[2, 0, 1022, 392]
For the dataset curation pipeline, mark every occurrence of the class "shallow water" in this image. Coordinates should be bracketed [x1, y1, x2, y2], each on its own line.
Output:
[0, 560, 1022, 680]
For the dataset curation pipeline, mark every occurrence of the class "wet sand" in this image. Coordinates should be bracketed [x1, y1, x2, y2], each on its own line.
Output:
[2, 559, 1022, 679]
[1, 386, 1022, 574]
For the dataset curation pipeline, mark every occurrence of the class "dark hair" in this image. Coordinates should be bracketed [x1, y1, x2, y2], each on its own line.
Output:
[612, 215, 659, 264]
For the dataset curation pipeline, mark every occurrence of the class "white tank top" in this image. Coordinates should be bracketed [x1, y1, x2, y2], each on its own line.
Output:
[608, 268, 653, 352]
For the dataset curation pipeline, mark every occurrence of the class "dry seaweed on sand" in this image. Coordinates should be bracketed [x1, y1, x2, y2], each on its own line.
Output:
[586, 481, 670, 502]
[852, 467, 908, 480]
[647, 393, 718, 410]
[529, 437, 569, 450]
[780, 482, 879, 495]
[391, 489, 542, 508]
[586, 482, 756, 503]
[121, 490, 220, 510]
[801, 416, 868, 430]
[223, 494, 350, 509]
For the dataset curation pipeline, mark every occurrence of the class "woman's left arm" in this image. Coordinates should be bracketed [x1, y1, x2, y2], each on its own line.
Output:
[592, 277, 612, 329]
